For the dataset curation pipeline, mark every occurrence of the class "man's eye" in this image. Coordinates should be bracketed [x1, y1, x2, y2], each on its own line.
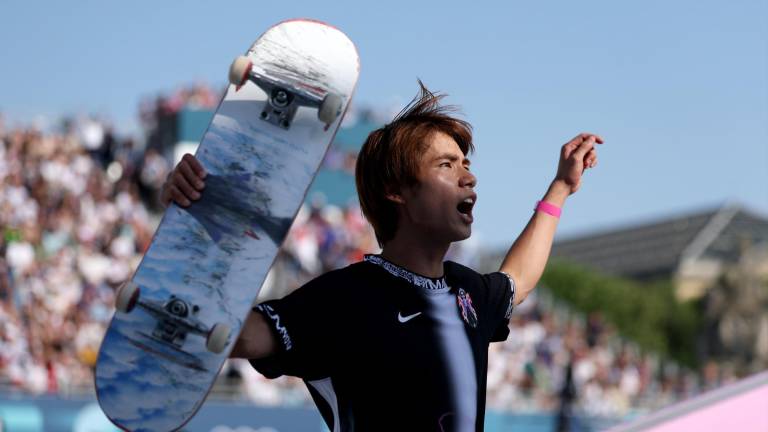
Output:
[440, 162, 451, 168]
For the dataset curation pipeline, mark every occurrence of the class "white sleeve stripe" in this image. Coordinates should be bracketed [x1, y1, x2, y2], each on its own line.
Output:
[498, 271, 516, 318]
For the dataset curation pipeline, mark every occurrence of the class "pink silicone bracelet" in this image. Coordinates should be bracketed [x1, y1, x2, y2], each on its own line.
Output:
[535, 200, 562, 218]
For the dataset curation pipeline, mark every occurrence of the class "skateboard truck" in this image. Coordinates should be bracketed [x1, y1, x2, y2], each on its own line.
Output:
[229, 55, 343, 130]
[115, 282, 231, 354]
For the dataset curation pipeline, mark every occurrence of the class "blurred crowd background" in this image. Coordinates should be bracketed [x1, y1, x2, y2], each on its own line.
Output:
[0, 83, 765, 425]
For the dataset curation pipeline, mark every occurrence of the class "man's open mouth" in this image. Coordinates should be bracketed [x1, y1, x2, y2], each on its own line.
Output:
[456, 195, 476, 221]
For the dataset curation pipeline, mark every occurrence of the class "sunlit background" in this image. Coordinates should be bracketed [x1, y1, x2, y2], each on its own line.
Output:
[1, 1, 766, 430]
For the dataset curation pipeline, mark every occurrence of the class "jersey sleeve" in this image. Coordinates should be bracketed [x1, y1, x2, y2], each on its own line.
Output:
[482, 271, 516, 343]
[248, 273, 340, 380]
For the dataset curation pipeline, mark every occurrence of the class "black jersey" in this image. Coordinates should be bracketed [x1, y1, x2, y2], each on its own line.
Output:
[250, 255, 516, 432]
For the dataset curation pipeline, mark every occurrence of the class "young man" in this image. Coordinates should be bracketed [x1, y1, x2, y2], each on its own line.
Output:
[160, 83, 602, 431]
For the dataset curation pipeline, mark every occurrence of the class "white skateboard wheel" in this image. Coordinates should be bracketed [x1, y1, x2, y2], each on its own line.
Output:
[318, 93, 342, 125]
[229, 56, 252, 87]
[115, 281, 140, 313]
[206, 323, 230, 354]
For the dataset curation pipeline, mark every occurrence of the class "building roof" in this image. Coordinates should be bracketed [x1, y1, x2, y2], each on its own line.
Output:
[548, 204, 768, 281]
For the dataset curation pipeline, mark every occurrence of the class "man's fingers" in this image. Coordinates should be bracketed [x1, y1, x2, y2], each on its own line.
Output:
[169, 185, 192, 207]
[572, 136, 597, 160]
[160, 187, 172, 208]
[179, 160, 205, 190]
[162, 155, 206, 208]
[568, 133, 603, 146]
[182, 154, 207, 178]
[577, 132, 604, 144]
[587, 156, 598, 169]
[173, 171, 202, 201]
[586, 148, 596, 162]
[563, 133, 603, 159]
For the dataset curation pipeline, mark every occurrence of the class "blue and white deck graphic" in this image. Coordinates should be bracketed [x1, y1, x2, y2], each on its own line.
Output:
[95, 19, 358, 432]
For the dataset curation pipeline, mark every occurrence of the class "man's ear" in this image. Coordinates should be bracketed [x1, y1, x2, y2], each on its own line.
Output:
[385, 186, 406, 205]
[385, 192, 405, 204]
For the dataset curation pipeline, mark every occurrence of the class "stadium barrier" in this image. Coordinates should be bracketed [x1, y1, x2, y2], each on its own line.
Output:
[0, 396, 323, 432]
[0, 394, 626, 432]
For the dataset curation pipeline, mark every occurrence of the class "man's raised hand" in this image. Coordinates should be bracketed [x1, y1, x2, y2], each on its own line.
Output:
[554, 133, 603, 195]
[160, 154, 207, 208]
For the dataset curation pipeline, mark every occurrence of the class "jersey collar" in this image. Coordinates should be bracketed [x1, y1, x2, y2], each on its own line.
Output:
[364, 254, 448, 291]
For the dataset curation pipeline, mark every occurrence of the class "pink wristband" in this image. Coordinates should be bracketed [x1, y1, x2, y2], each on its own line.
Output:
[535, 200, 562, 218]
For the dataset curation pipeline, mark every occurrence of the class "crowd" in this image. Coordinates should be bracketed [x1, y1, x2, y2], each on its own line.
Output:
[321, 146, 358, 176]
[486, 300, 703, 419]
[138, 83, 221, 130]
[0, 97, 717, 420]
[0, 113, 164, 394]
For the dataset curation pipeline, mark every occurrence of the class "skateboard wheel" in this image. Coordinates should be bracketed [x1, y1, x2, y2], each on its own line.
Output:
[229, 56, 252, 87]
[318, 93, 343, 125]
[115, 281, 140, 313]
[206, 323, 230, 354]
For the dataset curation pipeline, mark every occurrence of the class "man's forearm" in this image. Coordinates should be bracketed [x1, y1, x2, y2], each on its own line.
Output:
[230, 310, 276, 359]
[499, 179, 570, 305]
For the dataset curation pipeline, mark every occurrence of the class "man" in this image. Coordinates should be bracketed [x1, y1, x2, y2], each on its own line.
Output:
[160, 82, 602, 431]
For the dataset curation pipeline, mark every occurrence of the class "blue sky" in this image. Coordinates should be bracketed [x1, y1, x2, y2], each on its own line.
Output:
[2, 0, 766, 248]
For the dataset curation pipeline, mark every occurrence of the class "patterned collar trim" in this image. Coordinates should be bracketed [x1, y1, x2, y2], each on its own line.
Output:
[364, 254, 448, 291]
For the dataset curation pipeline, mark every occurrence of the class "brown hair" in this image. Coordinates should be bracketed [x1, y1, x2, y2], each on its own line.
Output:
[355, 81, 474, 246]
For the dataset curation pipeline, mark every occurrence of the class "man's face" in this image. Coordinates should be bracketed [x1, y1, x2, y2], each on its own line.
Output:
[395, 132, 477, 243]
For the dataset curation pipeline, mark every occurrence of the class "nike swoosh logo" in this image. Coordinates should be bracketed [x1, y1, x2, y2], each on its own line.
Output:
[398, 312, 422, 323]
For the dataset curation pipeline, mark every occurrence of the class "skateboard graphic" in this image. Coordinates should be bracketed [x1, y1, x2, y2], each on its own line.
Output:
[95, 19, 359, 431]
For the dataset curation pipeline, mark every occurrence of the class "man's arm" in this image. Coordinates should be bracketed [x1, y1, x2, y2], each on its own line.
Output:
[499, 133, 603, 305]
[230, 309, 277, 359]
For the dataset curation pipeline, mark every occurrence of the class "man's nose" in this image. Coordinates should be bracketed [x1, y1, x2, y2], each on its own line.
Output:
[460, 169, 477, 188]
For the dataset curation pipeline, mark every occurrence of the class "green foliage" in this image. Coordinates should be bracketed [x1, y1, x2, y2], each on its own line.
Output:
[541, 259, 702, 367]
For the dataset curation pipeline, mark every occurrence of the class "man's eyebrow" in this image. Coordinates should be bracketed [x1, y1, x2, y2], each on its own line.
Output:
[432, 153, 472, 165]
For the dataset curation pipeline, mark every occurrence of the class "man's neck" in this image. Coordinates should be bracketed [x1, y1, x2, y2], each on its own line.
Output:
[380, 230, 450, 278]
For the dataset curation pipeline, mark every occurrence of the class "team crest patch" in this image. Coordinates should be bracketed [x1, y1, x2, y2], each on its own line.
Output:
[456, 288, 478, 328]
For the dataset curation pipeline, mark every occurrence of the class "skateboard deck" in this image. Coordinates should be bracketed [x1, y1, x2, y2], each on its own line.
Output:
[95, 19, 359, 432]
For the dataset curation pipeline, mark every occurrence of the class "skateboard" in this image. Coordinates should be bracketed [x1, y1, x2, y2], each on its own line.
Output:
[95, 19, 359, 432]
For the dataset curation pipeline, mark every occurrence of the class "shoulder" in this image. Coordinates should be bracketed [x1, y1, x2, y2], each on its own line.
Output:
[272, 261, 371, 312]
[444, 260, 511, 297]
[444, 260, 483, 283]
[296, 261, 370, 292]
